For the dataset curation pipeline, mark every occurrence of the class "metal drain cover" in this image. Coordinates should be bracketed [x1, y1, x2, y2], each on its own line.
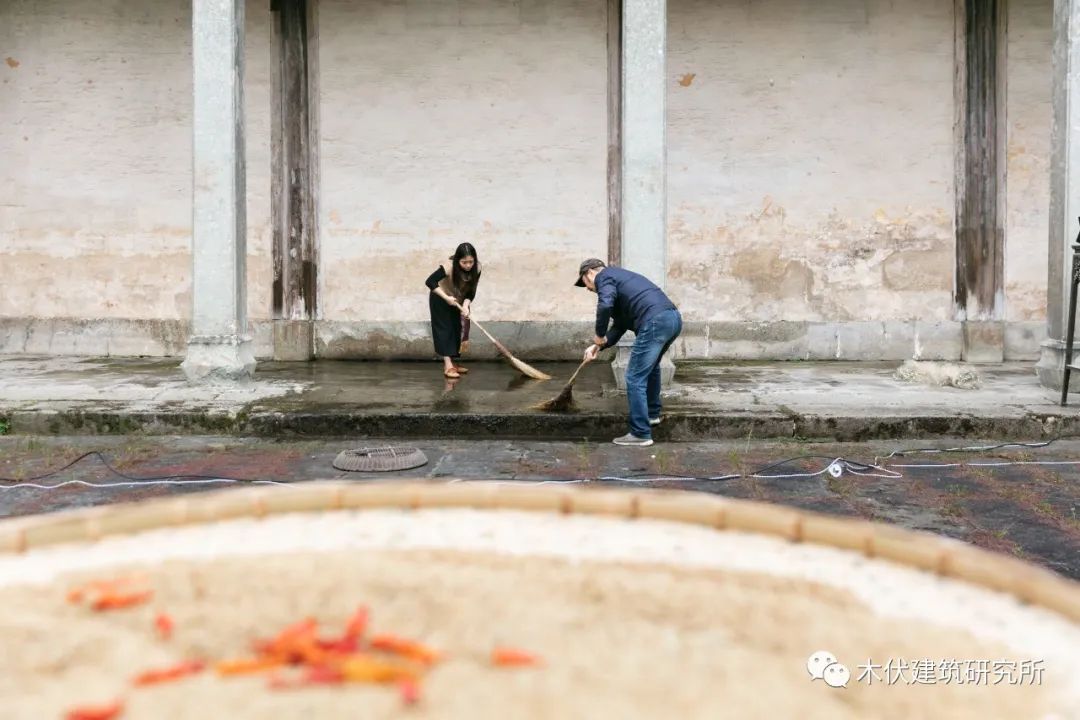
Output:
[333, 446, 428, 473]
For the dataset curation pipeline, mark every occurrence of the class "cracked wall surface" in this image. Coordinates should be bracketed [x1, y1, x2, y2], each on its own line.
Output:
[0, 0, 1055, 359]
[667, 0, 956, 324]
[317, 0, 608, 324]
[1006, 0, 1052, 323]
[0, 0, 273, 324]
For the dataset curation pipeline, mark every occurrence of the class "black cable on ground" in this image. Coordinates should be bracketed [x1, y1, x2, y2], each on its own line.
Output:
[0, 451, 264, 486]
[3, 436, 1080, 489]
[879, 436, 1080, 459]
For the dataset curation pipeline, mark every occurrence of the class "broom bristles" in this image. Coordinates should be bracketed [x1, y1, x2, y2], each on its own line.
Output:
[509, 355, 551, 381]
[534, 384, 574, 411]
[535, 358, 590, 411]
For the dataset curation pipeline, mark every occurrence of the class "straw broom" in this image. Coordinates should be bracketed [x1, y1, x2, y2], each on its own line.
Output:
[469, 319, 551, 381]
[535, 358, 591, 411]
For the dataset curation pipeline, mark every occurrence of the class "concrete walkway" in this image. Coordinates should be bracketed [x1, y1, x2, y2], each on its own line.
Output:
[1, 355, 1078, 440]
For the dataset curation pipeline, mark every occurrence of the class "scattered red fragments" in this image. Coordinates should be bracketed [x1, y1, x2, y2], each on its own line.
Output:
[304, 665, 346, 685]
[65, 699, 124, 720]
[491, 647, 543, 667]
[369, 634, 442, 665]
[131, 659, 205, 687]
[154, 613, 174, 641]
[216, 656, 285, 676]
[66, 576, 153, 612]
[62, 601, 542, 712]
[399, 678, 421, 706]
[91, 590, 154, 612]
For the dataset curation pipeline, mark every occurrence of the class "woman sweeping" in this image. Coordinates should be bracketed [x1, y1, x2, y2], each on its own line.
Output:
[425, 243, 481, 378]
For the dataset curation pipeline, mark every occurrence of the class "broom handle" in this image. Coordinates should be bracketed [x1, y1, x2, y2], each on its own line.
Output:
[472, 318, 588, 380]
[469, 319, 511, 357]
[565, 359, 590, 387]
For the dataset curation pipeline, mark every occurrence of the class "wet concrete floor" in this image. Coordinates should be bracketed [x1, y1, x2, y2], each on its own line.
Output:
[5, 356, 1079, 440]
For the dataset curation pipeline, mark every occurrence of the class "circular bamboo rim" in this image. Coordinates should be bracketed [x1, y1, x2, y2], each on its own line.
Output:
[1, 481, 1077, 624]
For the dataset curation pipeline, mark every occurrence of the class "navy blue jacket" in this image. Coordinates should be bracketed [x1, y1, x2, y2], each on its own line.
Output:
[594, 267, 677, 348]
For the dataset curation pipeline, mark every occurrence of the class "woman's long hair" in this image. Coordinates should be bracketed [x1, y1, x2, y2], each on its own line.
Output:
[450, 242, 480, 299]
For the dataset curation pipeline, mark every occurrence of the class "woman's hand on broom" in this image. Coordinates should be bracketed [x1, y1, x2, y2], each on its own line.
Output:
[583, 344, 600, 362]
[434, 287, 459, 308]
[460, 300, 471, 319]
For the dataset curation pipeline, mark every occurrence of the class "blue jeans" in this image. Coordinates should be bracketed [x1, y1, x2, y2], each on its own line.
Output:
[625, 308, 682, 439]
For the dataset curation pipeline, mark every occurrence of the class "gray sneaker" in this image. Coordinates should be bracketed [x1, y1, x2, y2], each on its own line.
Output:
[649, 417, 662, 427]
[613, 433, 654, 447]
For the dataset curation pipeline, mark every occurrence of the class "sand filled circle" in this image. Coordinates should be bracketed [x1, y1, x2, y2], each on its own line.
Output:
[0, 483, 1077, 720]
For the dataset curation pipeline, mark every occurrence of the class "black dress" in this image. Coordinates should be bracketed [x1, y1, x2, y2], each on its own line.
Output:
[425, 266, 477, 358]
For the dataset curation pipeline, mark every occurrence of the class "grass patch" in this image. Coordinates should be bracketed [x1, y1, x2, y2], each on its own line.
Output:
[941, 498, 966, 518]
[826, 475, 854, 497]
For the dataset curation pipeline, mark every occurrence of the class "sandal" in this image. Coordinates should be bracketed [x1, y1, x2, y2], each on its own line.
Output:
[444, 368, 461, 379]
[453, 365, 469, 374]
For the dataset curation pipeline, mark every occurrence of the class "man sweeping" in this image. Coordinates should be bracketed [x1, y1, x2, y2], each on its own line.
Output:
[576, 259, 682, 447]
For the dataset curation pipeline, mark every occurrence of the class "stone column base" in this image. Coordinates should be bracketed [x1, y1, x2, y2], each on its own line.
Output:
[611, 340, 676, 391]
[1034, 338, 1080, 394]
[273, 319, 315, 361]
[182, 334, 256, 383]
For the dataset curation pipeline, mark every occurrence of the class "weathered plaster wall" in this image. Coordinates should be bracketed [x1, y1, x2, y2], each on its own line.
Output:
[317, 0, 608, 324]
[1006, 0, 1051, 323]
[244, 5, 274, 324]
[0, 0, 272, 326]
[667, 0, 955, 325]
[0, 0, 1054, 361]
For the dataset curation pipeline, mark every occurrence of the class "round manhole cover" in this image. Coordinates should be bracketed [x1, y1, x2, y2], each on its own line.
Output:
[332, 447, 428, 473]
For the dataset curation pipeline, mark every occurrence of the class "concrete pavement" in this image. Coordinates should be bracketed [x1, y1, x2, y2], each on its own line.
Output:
[2, 355, 1080, 440]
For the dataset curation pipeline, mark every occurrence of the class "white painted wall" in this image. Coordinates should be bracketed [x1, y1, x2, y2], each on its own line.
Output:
[0, 0, 272, 323]
[0, 0, 1055, 358]
[317, 0, 608, 324]
[1006, 0, 1052, 323]
[667, 0, 956, 323]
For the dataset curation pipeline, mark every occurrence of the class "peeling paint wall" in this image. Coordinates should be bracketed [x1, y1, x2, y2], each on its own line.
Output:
[317, 0, 608, 324]
[245, 7, 274, 324]
[1006, 0, 1051, 322]
[667, 0, 956, 323]
[0, 0, 272, 323]
[0, 0, 1056, 361]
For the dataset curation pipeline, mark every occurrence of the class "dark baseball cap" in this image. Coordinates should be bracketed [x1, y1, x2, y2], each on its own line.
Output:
[575, 258, 606, 287]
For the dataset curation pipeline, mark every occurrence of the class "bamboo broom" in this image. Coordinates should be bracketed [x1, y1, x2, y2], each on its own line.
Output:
[469, 319, 551, 381]
[534, 357, 591, 411]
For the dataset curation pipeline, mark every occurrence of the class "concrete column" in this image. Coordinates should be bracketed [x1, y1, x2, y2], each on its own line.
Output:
[182, 0, 256, 383]
[613, 0, 672, 390]
[1036, 0, 1080, 391]
[620, 0, 666, 285]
